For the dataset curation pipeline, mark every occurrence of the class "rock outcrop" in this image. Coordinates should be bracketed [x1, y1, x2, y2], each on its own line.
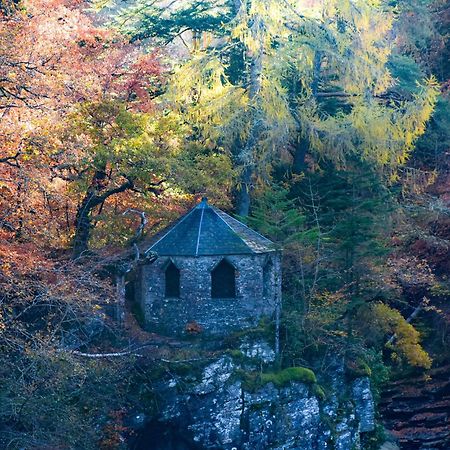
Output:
[129, 344, 376, 450]
[380, 364, 450, 449]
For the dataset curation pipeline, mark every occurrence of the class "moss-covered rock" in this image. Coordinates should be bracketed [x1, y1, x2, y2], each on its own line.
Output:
[238, 366, 317, 392]
[345, 357, 372, 379]
[261, 367, 317, 387]
[311, 383, 326, 401]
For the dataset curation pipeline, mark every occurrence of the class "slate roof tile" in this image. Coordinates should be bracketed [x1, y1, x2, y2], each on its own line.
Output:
[145, 198, 276, 256]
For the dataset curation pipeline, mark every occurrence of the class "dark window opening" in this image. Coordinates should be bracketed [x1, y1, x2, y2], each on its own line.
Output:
[165, 261, 180, 298]
[263, 259, 273, 298]
[211, 259, 236, 298]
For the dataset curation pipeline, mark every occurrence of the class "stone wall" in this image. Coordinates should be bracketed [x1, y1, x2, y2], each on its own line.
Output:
[136, 252, 281, 336]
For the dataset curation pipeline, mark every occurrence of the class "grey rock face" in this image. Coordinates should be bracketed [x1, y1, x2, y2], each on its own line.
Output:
[240, 337, 276, 363]
[188, 381, 243, 447]
[352, 377, 375, 433]
[194, 356, 235, 395]
[335, 414, 359, 450]
[143, 354, 376, 450]
[242, 382, 321, 450]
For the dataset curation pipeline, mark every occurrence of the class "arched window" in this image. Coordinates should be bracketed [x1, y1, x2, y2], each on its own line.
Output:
[165, 261, 180, 298]
[211, 259, 236, 298]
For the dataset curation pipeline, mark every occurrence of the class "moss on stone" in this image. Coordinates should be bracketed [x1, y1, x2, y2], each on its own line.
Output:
[227, 349, 246, 361]
[223, 318, 274, 348]
[345, 357, 372, 379]
[235, 369, 259, 391]
[239, 366, 317, 392]
[311, 383, 326, 401]
[260, 367, 317, 387]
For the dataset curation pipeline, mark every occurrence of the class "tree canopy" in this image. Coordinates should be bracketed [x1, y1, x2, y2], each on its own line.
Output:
[1, 0, 449, 448]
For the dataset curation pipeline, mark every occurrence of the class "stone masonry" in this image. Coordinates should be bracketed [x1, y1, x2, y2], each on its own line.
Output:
[135, 198, 281, 336]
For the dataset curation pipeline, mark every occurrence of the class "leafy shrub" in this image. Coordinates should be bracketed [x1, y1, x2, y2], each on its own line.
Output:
[372, 303, 432, 369]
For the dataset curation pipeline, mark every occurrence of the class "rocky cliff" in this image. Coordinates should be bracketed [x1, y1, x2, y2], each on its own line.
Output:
[128, 340, 376, 450]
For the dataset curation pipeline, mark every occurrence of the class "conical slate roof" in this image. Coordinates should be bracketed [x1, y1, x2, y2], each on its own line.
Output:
[145, 198, 276, 256]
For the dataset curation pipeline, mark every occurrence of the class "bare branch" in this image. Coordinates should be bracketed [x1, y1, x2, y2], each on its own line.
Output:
[386, 299, 426, 346]
[0, 151, 21, 168]
[123, 208, 148, 262]
[66, 349, 144, 358]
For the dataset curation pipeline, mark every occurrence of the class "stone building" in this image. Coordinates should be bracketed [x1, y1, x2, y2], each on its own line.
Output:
[135, 198, 281, 336]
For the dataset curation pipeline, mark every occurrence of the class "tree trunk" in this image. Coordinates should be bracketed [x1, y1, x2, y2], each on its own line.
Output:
[236, 12, 264, 217]
[72, 169, 107, 258]
[290, 51, 321, 176]
[237, 165, 252, 216]
[311, 50, 322, 97]
[387, 302, 425, 345]
[72, 169, 134, 258]
[72, 193, 94, 258]
[292, 136, 309, 174]
[116, 274, 126, 324]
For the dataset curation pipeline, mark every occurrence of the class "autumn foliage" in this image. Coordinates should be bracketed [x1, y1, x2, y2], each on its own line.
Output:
[0, 0, 449, 448]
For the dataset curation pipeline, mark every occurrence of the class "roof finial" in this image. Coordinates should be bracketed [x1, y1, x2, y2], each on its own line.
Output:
[197, 197, 209, 209]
